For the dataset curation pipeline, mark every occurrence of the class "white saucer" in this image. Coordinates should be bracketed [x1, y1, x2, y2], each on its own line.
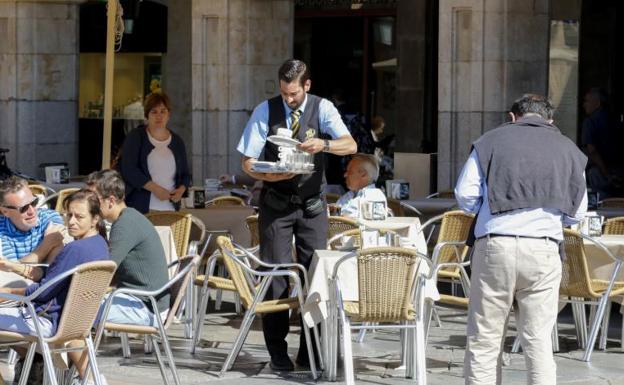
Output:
[267, 135, 301, 147]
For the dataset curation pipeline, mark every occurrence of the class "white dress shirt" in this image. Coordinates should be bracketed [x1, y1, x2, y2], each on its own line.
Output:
[336, 184, 387, 219]
[455, 150, 587, 241]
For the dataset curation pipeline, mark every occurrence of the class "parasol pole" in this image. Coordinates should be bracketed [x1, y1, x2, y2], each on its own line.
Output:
[101, 0, 118, 169]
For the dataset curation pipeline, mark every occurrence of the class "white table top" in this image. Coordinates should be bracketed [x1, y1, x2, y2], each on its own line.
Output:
[583, 234, 624, 282]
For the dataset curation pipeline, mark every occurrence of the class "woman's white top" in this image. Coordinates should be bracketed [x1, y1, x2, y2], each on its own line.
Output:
[147, 131, 176, 211]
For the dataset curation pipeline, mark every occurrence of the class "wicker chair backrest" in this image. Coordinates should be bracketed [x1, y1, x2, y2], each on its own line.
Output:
[356, 247, 419, 322]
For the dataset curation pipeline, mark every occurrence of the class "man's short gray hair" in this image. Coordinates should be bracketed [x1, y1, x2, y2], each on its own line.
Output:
[0, 176, 28, 205]
[352, 153, 379, 185]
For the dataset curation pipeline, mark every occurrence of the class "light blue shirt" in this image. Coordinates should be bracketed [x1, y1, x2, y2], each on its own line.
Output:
[336, 184, 387, 218]
[454, 150, 587, 241]
[237, 95, 350, 158]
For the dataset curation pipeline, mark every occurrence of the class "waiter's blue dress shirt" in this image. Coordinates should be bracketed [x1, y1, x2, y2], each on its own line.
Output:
[237, 95, 349, 158]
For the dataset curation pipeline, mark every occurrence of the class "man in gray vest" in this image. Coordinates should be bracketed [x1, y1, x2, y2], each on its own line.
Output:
[455, 94, 587, 384]
[237, 59, 357, 371]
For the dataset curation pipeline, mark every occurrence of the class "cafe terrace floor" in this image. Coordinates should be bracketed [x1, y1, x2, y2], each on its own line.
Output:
[1, 296, 623, 385]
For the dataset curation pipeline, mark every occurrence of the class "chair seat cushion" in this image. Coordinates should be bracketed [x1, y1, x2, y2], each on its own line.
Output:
[438, 270, 461, 279]
[0, 331, 37, 342]
[104, 322, 158, 335]
[194, 275, 237, 291]
[342, 301, 416, 322]
[255, 297, 300, 314]
[438, 294, 469, 307]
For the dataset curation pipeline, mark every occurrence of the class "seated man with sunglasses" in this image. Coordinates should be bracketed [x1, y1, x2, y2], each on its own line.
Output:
[0, 176, 64, 288]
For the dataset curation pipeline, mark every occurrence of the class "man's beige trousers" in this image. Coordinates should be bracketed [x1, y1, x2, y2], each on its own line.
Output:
[464, 236, 561, 385]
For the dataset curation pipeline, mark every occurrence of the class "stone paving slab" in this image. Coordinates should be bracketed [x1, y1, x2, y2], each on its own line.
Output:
[2, 303, 624, 384]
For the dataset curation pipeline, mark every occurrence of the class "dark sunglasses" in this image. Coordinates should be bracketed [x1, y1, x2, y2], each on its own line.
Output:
[2, 197, 39, 214]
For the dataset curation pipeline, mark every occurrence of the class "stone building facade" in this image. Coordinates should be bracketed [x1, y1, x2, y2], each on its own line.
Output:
[0, 0, 553, 193]
[0, 0, 82, 178]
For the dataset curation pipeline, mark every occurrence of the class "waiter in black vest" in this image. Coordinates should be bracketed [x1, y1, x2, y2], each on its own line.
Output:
[236, 59, 357, 371]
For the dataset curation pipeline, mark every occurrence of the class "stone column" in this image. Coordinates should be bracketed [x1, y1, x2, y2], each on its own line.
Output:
[395, 0, 427, 153]
[437, 0, 549, 190]
[188, 0, 293, 182]
[0, 0, 83, 179]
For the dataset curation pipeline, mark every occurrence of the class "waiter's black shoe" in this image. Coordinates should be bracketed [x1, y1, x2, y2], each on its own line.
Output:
[269, 355, 294, 371]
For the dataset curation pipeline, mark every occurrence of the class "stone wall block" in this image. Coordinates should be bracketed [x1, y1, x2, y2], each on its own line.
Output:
[0, 3, 16, 18]
[272, 0, 292, 20]
[228, 0, 249, 20]
[0, 17, 16, 54]
[438, 61, 452, 112]
[191, 110, 205, 156]
[482, 60, 506, 111]
[28, 101, 77, 143]
[227, 64, 248, 111]
[17, 3, 72, 19]
[192, 0, 226, 16]
[506, 0, 548, 15]
[16, 18, 77, 54]
[453, 62, 474, 112]
[249, 1, 271, 19]
[228, 16, 248, 64]
[0, 54, 16, 100]
[35, 143, 77, 176]
[0, 101, 17, 145]
[249, 64, 277, 110]
[483, 11, 504, 61]
[506, 14, 549, 62]
[17, 54, 77, 101]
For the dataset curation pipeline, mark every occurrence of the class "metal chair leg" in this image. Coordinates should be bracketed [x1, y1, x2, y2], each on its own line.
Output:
[183, 282, 194, 339]
[215, 265, 225, 310]
[86, 336, 104, 385]
[144, 335, 154, 354]
[8, 348, 18, 366]
[18, 343, 37, 385]
[152, 336, 171, 385]
[159, 329, 182, 385]
[120, 333, 131, 358]
[432, 307, 443, 328]
[39, 342, 59, 385]
[356, 323, 368, 343]
[599, 301, 612, 350]
[341, 316, 355, 385]
[551, 323, 560, 352]
[191, 286, 211, 354]
[583, 294, 610, 362]
[220, 311, 257, 376]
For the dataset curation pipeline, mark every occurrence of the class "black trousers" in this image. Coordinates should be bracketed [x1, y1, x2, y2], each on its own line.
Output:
[258, 202, 328, 360]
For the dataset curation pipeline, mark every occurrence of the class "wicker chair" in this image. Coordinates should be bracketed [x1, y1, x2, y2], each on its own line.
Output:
[0, 261, 116, 385]
[328, 247, 429, 384]
[38, 187, 80, 213]
[215, 236, 321, 378]
[28, 184, 50, 197]
[603, 217, 624, 235]
[557, 229, 624, 362]
[145, 212, 193, 258]
[328, 216, 359, 240]
[94, 255, 200, 385]
[418, 210, 474, 333]
[245, 214, 260, 249]
[206, 195, 246, 206]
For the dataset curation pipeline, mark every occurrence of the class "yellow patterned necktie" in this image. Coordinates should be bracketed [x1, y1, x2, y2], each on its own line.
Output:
[290, 109, 302, 138]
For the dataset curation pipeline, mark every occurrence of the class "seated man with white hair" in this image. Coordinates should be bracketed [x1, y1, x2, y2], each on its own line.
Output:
[334, 153, 387, 218]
